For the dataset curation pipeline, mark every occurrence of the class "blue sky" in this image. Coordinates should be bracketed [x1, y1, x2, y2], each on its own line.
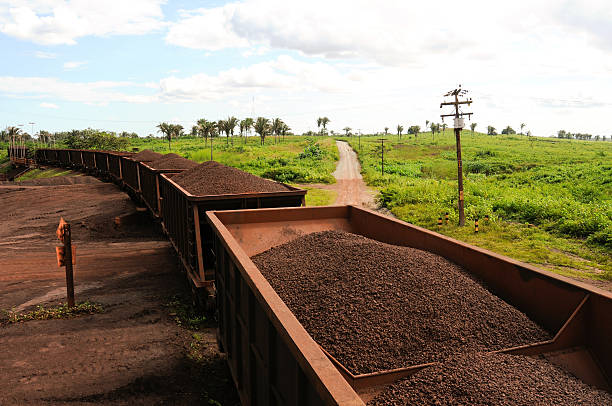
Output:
[1, 0, 611, 137]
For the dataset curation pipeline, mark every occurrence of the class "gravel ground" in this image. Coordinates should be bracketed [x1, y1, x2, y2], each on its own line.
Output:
[368, 352, 612, 405]
[252, 230, 551, 374]
[132, 150, 163, 162]
[172, 160, 290, 196]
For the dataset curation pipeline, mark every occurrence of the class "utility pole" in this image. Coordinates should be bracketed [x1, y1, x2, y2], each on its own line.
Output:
[440, 85, 473, 226]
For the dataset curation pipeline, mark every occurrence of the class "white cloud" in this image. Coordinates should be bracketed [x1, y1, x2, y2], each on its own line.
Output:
[34, 50, 56, 59]
[0, 0, 166, 45]
[40, 102, 58, 108]
[63, 60, 86, 70]
[0, 76, 155, 105]
[165, 5, 248, 50]
[158, 55, 362, 102]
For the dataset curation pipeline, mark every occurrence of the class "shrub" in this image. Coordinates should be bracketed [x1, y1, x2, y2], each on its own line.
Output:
[587, 226, 612, 249]
[262, 167, 307, 183]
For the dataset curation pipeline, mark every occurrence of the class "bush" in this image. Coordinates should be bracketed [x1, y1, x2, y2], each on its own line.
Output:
[587, 226, 612, 249]
[298, 141, 324, 159]
[262, 167, 307, 183]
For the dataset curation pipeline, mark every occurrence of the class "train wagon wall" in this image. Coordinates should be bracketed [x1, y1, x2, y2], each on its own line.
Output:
[34, 149, 48, 164]
[81, 150, 96, 171]
[94, 151, 109, 175]
[206, 205, 612, 404]
[108, 153, 122, 181]
[159, 174, 306, 287]
[120, 156, 140, 193]
[69, 150, 83, 168]
[138, 163, 187, 218]
[57, 149, 71, 166]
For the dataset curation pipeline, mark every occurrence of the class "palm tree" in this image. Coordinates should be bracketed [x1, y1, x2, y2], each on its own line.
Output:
[384, 127, 389, 135]
[254, 117, 270, 145]
[317, 117, 323, 134]
[191, 125, 198, 137]
[520, 123, 526, 135]
[243, 117, 254, 144]
[171, 124, 184, 140]
[271, 118, 284, 144]
[442, 123, 447, 134]
[281, 122, 290, 141]
[397, 124, 403, 140]
[239, 119, 246, 142]
[226, 116, 239, 145]
[197, 118, 210, 145]
[217, 120, 226, 144]
[320, 117, 330, 135]
[157, 122, 172, 150]
[430, 122, 437, 141]
[343, 127, 352, 137]
[425, 120, 430, 131]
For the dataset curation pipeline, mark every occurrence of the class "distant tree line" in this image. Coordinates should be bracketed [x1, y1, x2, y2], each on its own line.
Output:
[557, 130, 608, 141]
[0, 127, 135, 150]
[157, 116, 292, 149]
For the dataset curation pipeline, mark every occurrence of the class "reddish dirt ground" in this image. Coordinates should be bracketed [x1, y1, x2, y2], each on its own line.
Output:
[0, 177, 238, 405]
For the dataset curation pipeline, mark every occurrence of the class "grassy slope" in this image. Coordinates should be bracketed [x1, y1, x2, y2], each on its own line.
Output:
[345, 132, 612, 281]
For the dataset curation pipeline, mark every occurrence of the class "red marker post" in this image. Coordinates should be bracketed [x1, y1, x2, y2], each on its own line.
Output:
[56, 217, 76, 307]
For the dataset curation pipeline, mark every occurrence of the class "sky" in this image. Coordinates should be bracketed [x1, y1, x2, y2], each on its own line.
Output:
[0, 0, 611, 137]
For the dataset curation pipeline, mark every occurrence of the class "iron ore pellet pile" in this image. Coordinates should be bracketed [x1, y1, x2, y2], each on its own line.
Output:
[131, 149, 163, 162]
[171, 161, 290, 196]
[251, 230, 551, 374]
[367, 352, 612, 405]
[148, 154, 198, 170]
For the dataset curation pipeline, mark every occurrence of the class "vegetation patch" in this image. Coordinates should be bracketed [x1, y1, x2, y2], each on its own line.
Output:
[1, 301, 103, 325]
[164, 294, 207, 330]
[303, 187, 337, 206]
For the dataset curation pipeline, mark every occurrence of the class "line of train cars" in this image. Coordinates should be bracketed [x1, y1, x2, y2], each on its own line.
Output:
[33, 147, 612, 405]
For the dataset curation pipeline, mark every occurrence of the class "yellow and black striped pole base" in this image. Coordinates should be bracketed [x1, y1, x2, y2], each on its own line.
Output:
[438, 217, 443, 229]
[475, 218, 479, 233]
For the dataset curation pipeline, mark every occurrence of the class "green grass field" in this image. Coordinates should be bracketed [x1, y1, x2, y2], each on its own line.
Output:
[128, 135, 338, 184]
[345, 131, 612, 281]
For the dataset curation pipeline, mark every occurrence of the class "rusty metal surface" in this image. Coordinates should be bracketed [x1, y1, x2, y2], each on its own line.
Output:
[206, 205, 612, 402]
[81, 150, 96, 171]
[120, 157, 140, 192]
[57, 149, 71, 166]
[139, 163, 187, 218]
[68, 150, 83, 167]
[94, 151, 109, 174]
[107, 153, 122, 181]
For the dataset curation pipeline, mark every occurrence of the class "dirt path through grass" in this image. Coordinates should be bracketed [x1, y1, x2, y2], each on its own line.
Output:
[331, 140, 375, 207]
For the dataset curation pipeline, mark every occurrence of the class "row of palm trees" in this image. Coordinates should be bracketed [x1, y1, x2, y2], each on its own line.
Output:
[157, 117, 291, 150]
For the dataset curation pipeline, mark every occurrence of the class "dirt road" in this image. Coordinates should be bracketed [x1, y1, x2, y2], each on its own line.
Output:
[331, 141, 375, 207]
[0, 177, 237, 405]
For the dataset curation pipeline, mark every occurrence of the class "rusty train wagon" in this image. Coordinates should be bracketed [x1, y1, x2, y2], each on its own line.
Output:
[138, 162, 191, 219]
[158, 173, 306, 294]
[206, 205, 612, 405]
